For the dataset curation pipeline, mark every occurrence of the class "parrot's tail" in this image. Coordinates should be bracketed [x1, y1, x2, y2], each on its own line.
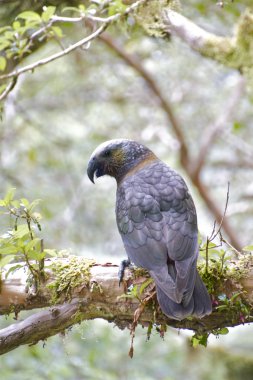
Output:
[155, 272, 212, 321]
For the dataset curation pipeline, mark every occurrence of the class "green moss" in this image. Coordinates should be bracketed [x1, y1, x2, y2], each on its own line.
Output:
[196, 253, 253, 343]
[197, 254, 252, 295]
[47, 256, 95, 303]
[134, 0, 181, 37]
[131, 266, 149, 279]
[198, 9, 253, 92]
[202, 37, 237, 68]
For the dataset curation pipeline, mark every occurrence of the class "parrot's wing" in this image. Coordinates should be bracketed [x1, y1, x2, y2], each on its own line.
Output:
[116, 161, 199, 305]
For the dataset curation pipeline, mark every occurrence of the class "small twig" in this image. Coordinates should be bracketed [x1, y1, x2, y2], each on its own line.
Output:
[220, 250, 226, 274]
[0, 78, 18, 101]
[39, 239, 45, 277]
[23, 250, 40, 281]
[29, 20, 54, 40]
[205, 182, 230, 273]
[210, 182, 230, 241]
[205, 236, 210, 274]
[128, 289, 156, 358]
[221, 237, 241, 257]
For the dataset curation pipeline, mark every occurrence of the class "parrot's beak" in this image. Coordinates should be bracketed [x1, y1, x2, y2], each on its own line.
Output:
[87, 157, 97, 184]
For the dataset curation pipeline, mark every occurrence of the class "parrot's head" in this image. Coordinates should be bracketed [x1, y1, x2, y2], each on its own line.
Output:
[87, 139, 157, 183]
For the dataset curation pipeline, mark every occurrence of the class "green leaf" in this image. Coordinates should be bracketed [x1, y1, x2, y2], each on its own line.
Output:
[28, 199, 41, 211]
[13, 224, 30, 239]
[0, 84, 7, 96]
[233, 121, 244, 132]
[5, 264, 23, 278]
[0, 255, 15, 267]
[44, 248, 57, 257]
[0, 26, 12, 34]
[62, 6, 81, 14]
[51, 26, 63, 38]
[25, 238, 41, 252]
[17, 11, 41, 23]
[20, 197, 30, 208]
[230, 292, 242, 302]
[118, 293, 135, 300]
[192, 334, 208, 347]
[139, 278, 153, 295]
[191, 337, 200, 348]
[10, 200, 20, 208]
[0, 56, 7, 71]
[0, 199, 6, 207]
[78, 5, 86, 12]
[216, 305, 228, 311]
[0, 246, 19, 255]
[27, 250, 45, 260]
[208, 249, 221, 256]
[42, 6, 56, 22]
[0, 40, 11, 50]
[205, 241, 217, 249]
[242, 245, 253, 251]
[4, 31, 15, 40]
[12, 21, 21, 30]
[4, 188, 16, 205]
[108, 0, 127, 16]
[218, 327, 229, 335]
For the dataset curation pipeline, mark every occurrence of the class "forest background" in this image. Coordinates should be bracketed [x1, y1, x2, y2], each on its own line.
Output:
[0, 1, 253, 379]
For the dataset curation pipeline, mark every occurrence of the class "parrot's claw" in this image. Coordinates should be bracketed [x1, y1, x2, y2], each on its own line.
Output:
[118, 259, 131, 286]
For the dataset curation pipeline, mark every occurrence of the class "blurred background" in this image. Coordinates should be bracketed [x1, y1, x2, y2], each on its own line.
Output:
[0, 1, 253, 379]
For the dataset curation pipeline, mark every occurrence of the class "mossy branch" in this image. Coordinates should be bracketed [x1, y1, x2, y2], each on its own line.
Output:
[0, 255, 252, 355]
[162, 8, 253, 87]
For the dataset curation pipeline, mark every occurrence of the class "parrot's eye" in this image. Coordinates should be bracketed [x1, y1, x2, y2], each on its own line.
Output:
[104, 149, 111, 157]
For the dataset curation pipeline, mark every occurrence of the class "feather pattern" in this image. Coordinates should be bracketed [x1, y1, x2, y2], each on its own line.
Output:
[116, 159, 212, 320]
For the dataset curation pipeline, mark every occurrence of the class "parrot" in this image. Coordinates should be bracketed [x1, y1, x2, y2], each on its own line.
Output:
[87, 139, 212, 320]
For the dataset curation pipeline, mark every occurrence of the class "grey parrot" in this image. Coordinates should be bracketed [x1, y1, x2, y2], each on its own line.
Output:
[87, 139, 212, 320]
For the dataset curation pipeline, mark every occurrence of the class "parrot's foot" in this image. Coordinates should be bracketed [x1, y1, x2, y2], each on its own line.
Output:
[118, 259, 131, 286]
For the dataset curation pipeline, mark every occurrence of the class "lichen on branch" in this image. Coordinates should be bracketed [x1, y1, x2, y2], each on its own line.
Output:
[162, 8, 253, 90]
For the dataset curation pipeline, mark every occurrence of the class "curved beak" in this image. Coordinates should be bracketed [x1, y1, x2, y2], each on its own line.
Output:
[87, 157, 97, 184]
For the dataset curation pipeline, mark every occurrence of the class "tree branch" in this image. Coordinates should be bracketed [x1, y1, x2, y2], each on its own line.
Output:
[0, 78, 18, 101]
[0, 256, 252, 355]
[163, 8, 253, 75]
[163, 9, 233, 54]
[0, 24, 107, 82]
[163, 9, 235, 65]
[0, 0, 147, 82]
[192, 76, 245, 179]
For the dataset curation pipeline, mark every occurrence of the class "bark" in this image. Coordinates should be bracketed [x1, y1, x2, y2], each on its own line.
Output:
[0, 256, 252, 355]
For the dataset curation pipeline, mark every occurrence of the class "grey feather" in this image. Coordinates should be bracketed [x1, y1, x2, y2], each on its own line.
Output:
[116, 159, 212, 320]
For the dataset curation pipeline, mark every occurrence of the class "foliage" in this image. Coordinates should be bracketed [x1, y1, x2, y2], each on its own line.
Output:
[0, 6, 60, 72]
[0, 188, 56, 287]
[0, 0, 134, 79]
